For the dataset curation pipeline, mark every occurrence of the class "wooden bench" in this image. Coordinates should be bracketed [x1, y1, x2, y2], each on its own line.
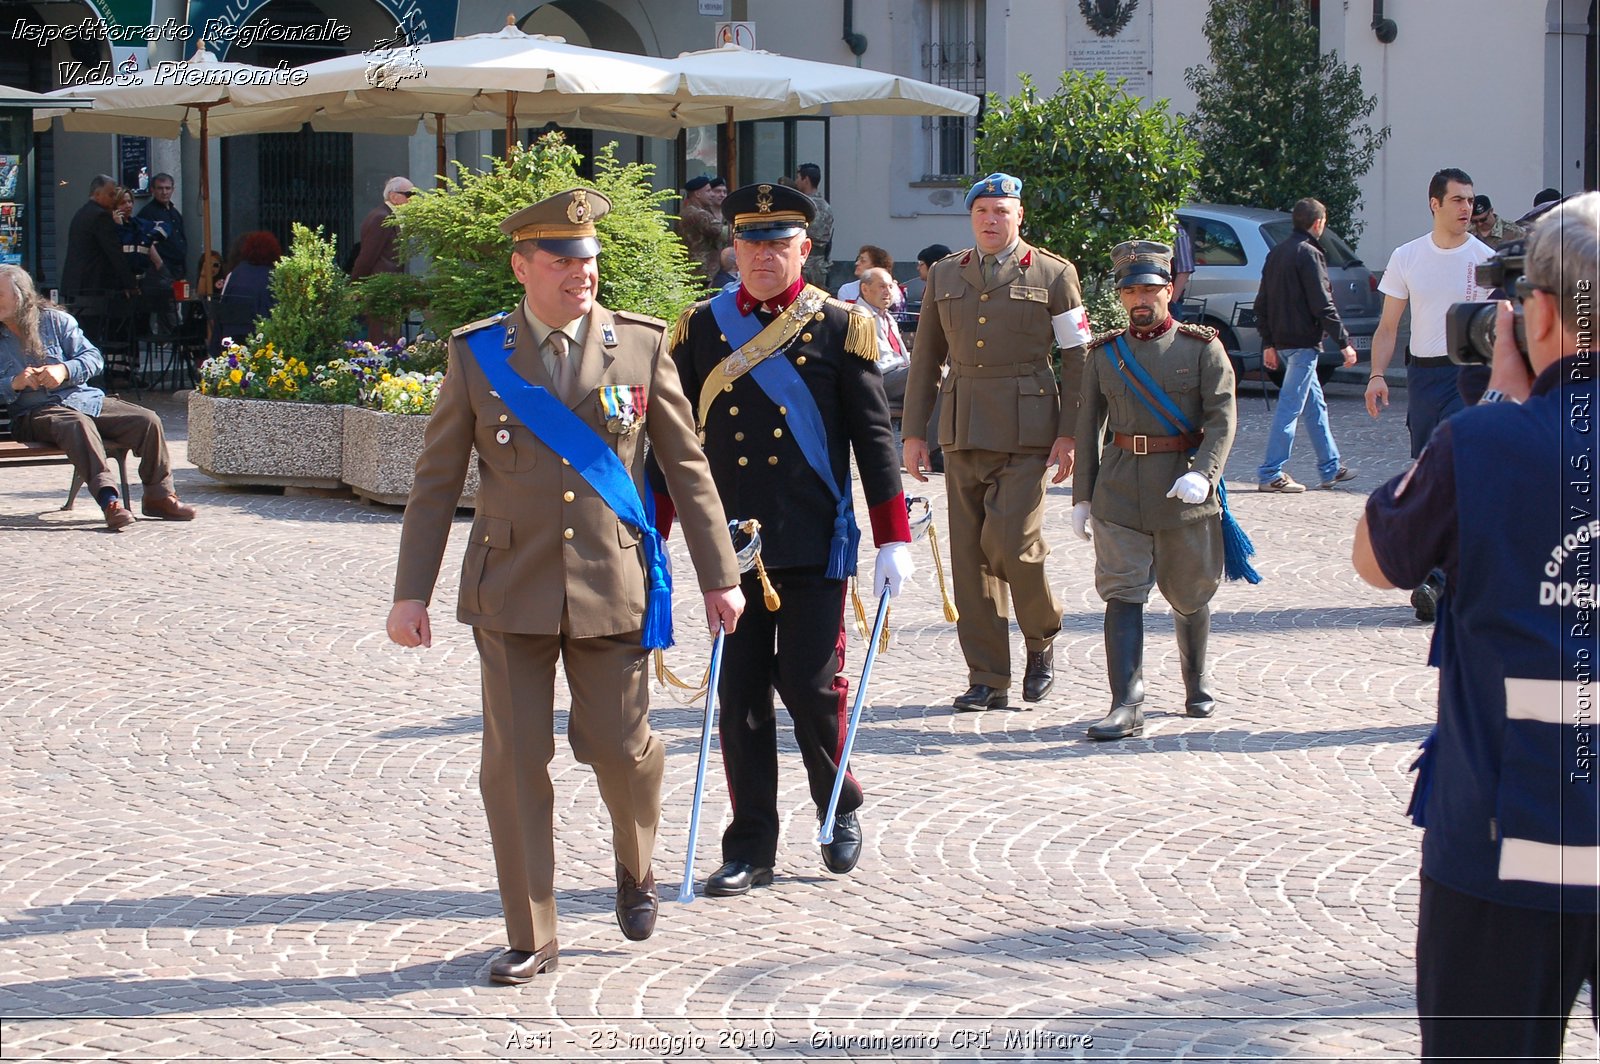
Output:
[1, 408, 130, 511]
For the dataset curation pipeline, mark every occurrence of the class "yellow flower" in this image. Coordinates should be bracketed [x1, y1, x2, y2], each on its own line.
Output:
[229, 369, 243, 384]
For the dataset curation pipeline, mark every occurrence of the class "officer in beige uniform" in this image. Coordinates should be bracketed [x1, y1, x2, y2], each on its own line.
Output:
[1072, 241, 1236, 741]
[385, 188, 744, 984]
[902, 173, 1093, 710]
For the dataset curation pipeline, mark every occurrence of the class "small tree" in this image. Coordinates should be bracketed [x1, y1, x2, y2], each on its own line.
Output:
[393, 133, 703, 336]
[1185, 0, 1389, 242]
[258, 223, 359, 361]
[977, 70, 1200, 302]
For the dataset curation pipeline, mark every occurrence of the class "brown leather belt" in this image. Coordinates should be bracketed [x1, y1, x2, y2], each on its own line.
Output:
[1112, 430, 1202, 455]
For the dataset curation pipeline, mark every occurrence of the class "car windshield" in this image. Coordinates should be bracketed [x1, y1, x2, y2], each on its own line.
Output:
[1261, 219, 1362, 267]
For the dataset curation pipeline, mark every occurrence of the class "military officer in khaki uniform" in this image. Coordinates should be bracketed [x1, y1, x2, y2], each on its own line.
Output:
[1071, 240, 1236, 741]
[902, 173, 1094, 711]
[385, 188, 744, 984]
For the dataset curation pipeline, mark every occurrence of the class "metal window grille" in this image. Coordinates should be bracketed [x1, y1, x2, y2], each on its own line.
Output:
[921, 0, 985, 181]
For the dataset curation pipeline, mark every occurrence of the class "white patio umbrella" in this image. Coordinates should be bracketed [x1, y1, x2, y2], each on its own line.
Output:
[37, 46, 317, 293]
[229, 21, 692, 173]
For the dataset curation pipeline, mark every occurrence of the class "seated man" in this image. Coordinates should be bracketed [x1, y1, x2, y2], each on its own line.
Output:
[0, 265, 196, 530]
[856, 266, 909, 407]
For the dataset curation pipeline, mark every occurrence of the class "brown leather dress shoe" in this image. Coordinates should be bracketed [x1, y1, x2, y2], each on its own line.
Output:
[142, 494, 197, 521]
[488, 941, 559, 984]
[102, 500, 136, 531]
[615, 862, 658, 941]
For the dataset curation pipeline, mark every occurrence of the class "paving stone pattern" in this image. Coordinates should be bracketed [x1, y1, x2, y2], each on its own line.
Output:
[2, 387, 1594, 1061]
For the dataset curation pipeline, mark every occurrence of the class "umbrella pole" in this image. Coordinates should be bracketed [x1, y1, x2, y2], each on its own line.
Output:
[505, 91, 517, 162]
[198, 103, 214, 297]
[723, 106, 736, 183]
[435, 114, 446, 187]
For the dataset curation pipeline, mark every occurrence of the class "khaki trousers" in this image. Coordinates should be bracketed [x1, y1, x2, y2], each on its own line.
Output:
[1091, 515, 1223, 614]
[14, 397, 174, 500]
[944, 448, 1063, 688]
[473, 628, 662, 951]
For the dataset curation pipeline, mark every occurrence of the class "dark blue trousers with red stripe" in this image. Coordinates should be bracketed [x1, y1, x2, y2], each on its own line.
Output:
[718, 566, 862, 868]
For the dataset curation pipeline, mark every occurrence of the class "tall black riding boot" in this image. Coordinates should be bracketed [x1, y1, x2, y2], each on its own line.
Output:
[1087, 600, 1144, 741]
[1174, 605, 1216, 718]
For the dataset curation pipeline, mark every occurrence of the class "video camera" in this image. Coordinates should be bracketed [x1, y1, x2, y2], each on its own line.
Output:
[1445, 241, 1530, 366]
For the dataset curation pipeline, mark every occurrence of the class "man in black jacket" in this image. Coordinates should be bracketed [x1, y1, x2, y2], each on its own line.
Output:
[60, 175, 137, 304]
[1254, 198, 1358, 493]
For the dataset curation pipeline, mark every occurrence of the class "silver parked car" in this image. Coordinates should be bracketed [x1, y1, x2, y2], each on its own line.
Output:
[1176, 204, 1383, 385]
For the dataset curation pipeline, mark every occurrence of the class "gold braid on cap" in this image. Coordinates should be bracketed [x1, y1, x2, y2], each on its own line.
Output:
[731, 210, 809, 235]
[510, 221, 595, 242]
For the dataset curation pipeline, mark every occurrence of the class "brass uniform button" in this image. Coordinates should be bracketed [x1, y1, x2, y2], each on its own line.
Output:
[814, 312, 825, 321]
[767, 456, 778, 465]
[738, 456, 749, 467]
[779, 406, 788, 415]
[563, 490, 575, 502]
[498, 414, 508, 422]
[773, 428, 783, 439]
[735, 431, 745, 441]
[976, 339, 985, 349]
[563, 528, 574, 540]
[802, 332, 812, 342]
[719, 333, 727, 341]
[729, 406, 739, 416]
[980, 293, 990, 302]
[723, 384, 733, 393]
[482, 535, 490, 543]
[796, 356, 807, 366]
[978, 316, 987, 324]
[562, 457, 570, 466]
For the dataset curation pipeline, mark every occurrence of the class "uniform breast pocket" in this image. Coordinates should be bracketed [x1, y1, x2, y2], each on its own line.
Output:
[475, 407, 539, 473]
[1016, 375, 1059, 448]
[461, 515, 511, 616]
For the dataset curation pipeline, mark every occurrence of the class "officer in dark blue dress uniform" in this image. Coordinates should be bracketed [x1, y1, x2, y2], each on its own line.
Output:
[656, 182, 914, 896]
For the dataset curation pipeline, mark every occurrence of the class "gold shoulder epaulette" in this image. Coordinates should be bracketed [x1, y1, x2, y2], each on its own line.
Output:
[832, 300, 878, 361]
[1177, 321, 1219, 342]
[450, 312, 507, 338]
[1089, 328, 1126, 349]
[669, 300, 709, 349]
[613, 310, 666, 331]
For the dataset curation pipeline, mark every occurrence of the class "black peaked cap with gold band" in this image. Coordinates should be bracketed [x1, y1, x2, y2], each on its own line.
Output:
[500, 187, 610, 258]
[722, 182, 815, 241]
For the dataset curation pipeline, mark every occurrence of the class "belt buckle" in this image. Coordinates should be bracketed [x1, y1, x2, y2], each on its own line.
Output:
[1133, 434, 1149, 456]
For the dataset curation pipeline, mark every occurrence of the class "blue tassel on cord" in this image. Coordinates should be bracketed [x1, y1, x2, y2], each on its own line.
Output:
[640, 528, 675, 650]
[1405, 727, 1438, 827]
[1216, 478, 1261, 584]
[825, 503, 861, 581]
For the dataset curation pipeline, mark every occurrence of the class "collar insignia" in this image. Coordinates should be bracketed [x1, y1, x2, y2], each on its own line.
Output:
[600, 322, 617, 346]
[502, 324, 517, 349]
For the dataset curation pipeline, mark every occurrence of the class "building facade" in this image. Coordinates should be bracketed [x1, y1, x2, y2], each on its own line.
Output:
[8, 0, 1595, 290]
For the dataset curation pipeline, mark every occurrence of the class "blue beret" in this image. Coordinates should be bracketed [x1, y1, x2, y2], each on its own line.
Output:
[965, 172, 1023, 209]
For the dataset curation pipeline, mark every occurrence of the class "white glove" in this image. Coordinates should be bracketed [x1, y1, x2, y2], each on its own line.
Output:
[1167, 472, 1211, 505]
[873, 542, 914, 598]
[1071, 501, 1093, 541]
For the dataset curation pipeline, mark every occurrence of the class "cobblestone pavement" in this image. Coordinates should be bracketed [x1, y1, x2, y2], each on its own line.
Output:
[3, 386, 1595, 1062]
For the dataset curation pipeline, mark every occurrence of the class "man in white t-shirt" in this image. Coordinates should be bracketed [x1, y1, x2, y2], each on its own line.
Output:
[1365, 167, 1495, 622]
[1366, 167, 1495, 457]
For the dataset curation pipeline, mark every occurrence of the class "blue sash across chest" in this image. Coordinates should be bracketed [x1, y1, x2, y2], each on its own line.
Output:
[708, 286, 859, 578]
[462, 320, 674, 648]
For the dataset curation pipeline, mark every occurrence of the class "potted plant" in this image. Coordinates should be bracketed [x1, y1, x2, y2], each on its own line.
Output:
[340, 340, 480, 507]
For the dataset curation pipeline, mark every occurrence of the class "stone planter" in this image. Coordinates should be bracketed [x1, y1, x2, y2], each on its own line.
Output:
[187, 392, 345, 489]
[341, 406, 479, 509]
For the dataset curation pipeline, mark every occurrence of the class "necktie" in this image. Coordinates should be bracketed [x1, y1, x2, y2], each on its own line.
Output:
[548, 331, 572, 403]
[981, 254, 996, 284]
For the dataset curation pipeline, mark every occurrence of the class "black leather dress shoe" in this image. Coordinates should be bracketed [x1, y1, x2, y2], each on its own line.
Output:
[615, 862, 658, 941]
[489, 941, 559, 984]
[819, 810, 862, 874]
[704, 859, 774, 897]
[952, 684, 1008, 710]
[1022, 647, 1054, 702]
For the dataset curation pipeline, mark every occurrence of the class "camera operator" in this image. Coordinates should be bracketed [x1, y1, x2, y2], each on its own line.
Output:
[1352, 191, 1599, 1061]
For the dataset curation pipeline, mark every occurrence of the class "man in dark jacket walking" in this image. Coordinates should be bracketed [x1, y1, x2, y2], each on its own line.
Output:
[1254, 198, 1358, 493]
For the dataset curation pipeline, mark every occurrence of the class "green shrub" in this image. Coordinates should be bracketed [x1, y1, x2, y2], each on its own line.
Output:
[257, 223, 359, 362]
[394, 133, 703, 334]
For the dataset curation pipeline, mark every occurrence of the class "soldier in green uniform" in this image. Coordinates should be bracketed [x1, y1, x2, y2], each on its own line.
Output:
[901, 173, 1094, 711]
[1072, 240, 1237, 741]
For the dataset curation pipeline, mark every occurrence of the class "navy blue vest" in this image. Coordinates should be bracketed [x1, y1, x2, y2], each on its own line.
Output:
[1419, 361, 1600, 911]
